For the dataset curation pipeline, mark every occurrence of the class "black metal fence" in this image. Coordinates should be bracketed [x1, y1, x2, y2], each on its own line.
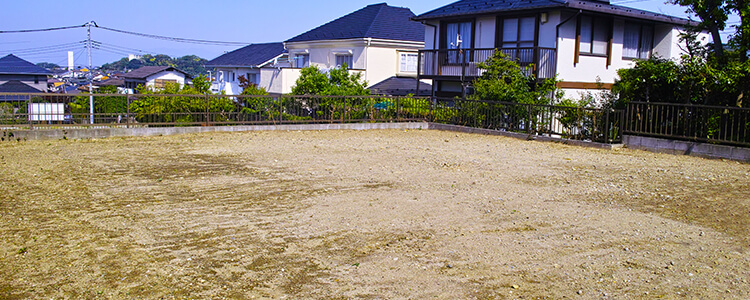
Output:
[0, 93, 622, 144]
[431, 98, 623, 143]
[5, 93, 750, 147]
[625, 101, 750, 147]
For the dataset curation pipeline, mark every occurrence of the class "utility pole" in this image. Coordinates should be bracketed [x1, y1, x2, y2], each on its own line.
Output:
[87, 21, 96, 124]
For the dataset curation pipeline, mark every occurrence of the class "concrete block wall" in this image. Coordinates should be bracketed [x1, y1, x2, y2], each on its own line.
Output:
[623, 135, 750, 162]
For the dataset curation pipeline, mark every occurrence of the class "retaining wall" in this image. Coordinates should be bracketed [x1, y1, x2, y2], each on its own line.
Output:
[623, 135, 750, 162]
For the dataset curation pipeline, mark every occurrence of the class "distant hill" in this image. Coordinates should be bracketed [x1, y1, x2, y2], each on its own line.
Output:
[101, 54, 208, 77]
[36, 62, 62, 70]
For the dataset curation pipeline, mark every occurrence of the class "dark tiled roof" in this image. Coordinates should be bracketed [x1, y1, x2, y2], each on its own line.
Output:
[413, 0, 691, 25]
[121, 66, 192, 80]
[205, 42, 286, 67]
[286, 3, 424, 43]
[98, 78, 125, 87]
[0, 80, 43, 93]
[0, 54, 54, 75]
[370, 76, 432, 96]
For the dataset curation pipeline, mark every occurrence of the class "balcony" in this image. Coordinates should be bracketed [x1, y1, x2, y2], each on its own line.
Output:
[418, 47, 557, 81]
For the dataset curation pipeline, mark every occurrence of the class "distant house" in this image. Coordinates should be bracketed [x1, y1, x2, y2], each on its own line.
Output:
[205, 42, 289, 95]
[207, 3, 427, 95]
[284, 3, 425, 94]
[0, 54, 52, 95]
[412, 0, 707, 98]
[122, 66, 192, 93]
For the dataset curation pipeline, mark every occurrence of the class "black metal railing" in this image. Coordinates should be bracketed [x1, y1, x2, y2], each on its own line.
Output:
[430, 98, 623, 143]
[419, 47, 557, 79]
[625, 102, 750, 147]
[8, 93, 750, 147]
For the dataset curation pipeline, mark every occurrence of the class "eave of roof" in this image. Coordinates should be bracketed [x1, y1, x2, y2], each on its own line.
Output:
[413, 0, 693, 25]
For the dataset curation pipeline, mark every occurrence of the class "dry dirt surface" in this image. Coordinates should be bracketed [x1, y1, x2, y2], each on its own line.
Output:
[1, 129, 749, 299]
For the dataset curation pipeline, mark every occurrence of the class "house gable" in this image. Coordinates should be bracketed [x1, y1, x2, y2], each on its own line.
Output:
[286, 3, 424, 43]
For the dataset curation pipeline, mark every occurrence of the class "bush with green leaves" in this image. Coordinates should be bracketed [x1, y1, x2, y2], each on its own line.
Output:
[290, 65, 372, 121]
[129, 79, 234, 124]
[467, 51, 560, 132]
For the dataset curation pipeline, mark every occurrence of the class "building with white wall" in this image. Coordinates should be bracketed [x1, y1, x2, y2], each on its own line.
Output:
[205, 43, 289, 95]
[206, 3, 426, 95]
[122, 66, 192, 93]
[284, 3, 425, 94]
[413, 0, 705, 98]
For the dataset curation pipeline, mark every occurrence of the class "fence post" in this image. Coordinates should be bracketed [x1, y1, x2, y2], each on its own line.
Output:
[396, 97, 401, 121]
[527, 103, 532, 135]
[204, 94, 210, 126]
[28, 93, 33, 130]
[126, 95, 130, 129]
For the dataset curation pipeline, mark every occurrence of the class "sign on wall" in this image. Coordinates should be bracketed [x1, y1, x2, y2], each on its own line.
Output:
[28, 103, 65, 121]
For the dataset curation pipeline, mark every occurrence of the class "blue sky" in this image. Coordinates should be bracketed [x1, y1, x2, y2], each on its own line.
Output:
[0, 0, 728, 67]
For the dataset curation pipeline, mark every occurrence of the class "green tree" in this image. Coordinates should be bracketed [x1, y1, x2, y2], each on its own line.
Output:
[290, 65, 369, 96]
[464, 51, 560, 131]
[129, 82, 234, 124]
[69, 85, 128, 121]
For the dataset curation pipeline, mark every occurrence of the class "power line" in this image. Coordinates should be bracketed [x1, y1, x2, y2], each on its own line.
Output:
[0, 24, 85, 33]
[96, 25, 248, 46]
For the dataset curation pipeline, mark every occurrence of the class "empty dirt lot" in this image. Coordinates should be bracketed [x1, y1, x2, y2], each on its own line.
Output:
[1, 129, 749, 299]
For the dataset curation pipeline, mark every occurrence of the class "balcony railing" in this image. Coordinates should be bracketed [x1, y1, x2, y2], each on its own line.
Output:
[418, 47, 557, 80]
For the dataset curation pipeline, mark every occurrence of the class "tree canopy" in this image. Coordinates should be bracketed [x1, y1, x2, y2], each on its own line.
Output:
[100, 54, 208, 77]
[291, 65, 369, 96]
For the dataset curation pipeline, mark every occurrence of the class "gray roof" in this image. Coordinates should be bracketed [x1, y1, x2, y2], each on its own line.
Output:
[0, 54, 53, 75]
[370, 76, 432, 96]
[205, 42, 286, 68]
[414, 0, 692, 25]
[0, 80, 43, 93]
[286, 3, 424, 43]
[122, 66, 192, 80]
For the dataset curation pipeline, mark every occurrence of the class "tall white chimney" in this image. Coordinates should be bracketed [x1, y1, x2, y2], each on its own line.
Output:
[67, 51, 74, 71]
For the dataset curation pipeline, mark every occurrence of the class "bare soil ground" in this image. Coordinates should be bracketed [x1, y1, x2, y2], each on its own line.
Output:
[0, 129, 749, 299]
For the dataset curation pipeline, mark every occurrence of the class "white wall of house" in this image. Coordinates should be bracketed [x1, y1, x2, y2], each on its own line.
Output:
[212, 67, 263, 95]
[145, 71, 186, 88]
[285, 38, 423, 90]
[260, 68, 301, 94]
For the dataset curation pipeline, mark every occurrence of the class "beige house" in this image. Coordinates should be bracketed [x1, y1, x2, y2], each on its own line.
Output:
[207, 3, 426, 95]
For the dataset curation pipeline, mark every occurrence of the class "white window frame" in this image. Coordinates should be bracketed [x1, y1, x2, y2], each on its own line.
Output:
[335, 54, 353, 69]
[293, 53, 309, 68]
[399, 52, 418, 73]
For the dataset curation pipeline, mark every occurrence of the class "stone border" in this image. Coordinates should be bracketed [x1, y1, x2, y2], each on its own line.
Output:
[623, 135, 750, 162]
[1, 123, 430, 141]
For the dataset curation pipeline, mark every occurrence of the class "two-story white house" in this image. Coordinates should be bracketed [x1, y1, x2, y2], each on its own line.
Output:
[412, 0, 706, 98]
[204, 43, 289, 95]
[206, 3, 427, 95]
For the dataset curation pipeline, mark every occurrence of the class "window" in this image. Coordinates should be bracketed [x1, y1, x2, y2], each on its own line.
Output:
[623, 22, 654, 59]
[444, 21, 473, 63]
[335, 54, 353, 69]
[246, 73, 258, 84]
[578, 16, 610, 55]
[294, 54, 309, 68]
[399, 53, 418, 73]
[501, 17, 535, 48]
